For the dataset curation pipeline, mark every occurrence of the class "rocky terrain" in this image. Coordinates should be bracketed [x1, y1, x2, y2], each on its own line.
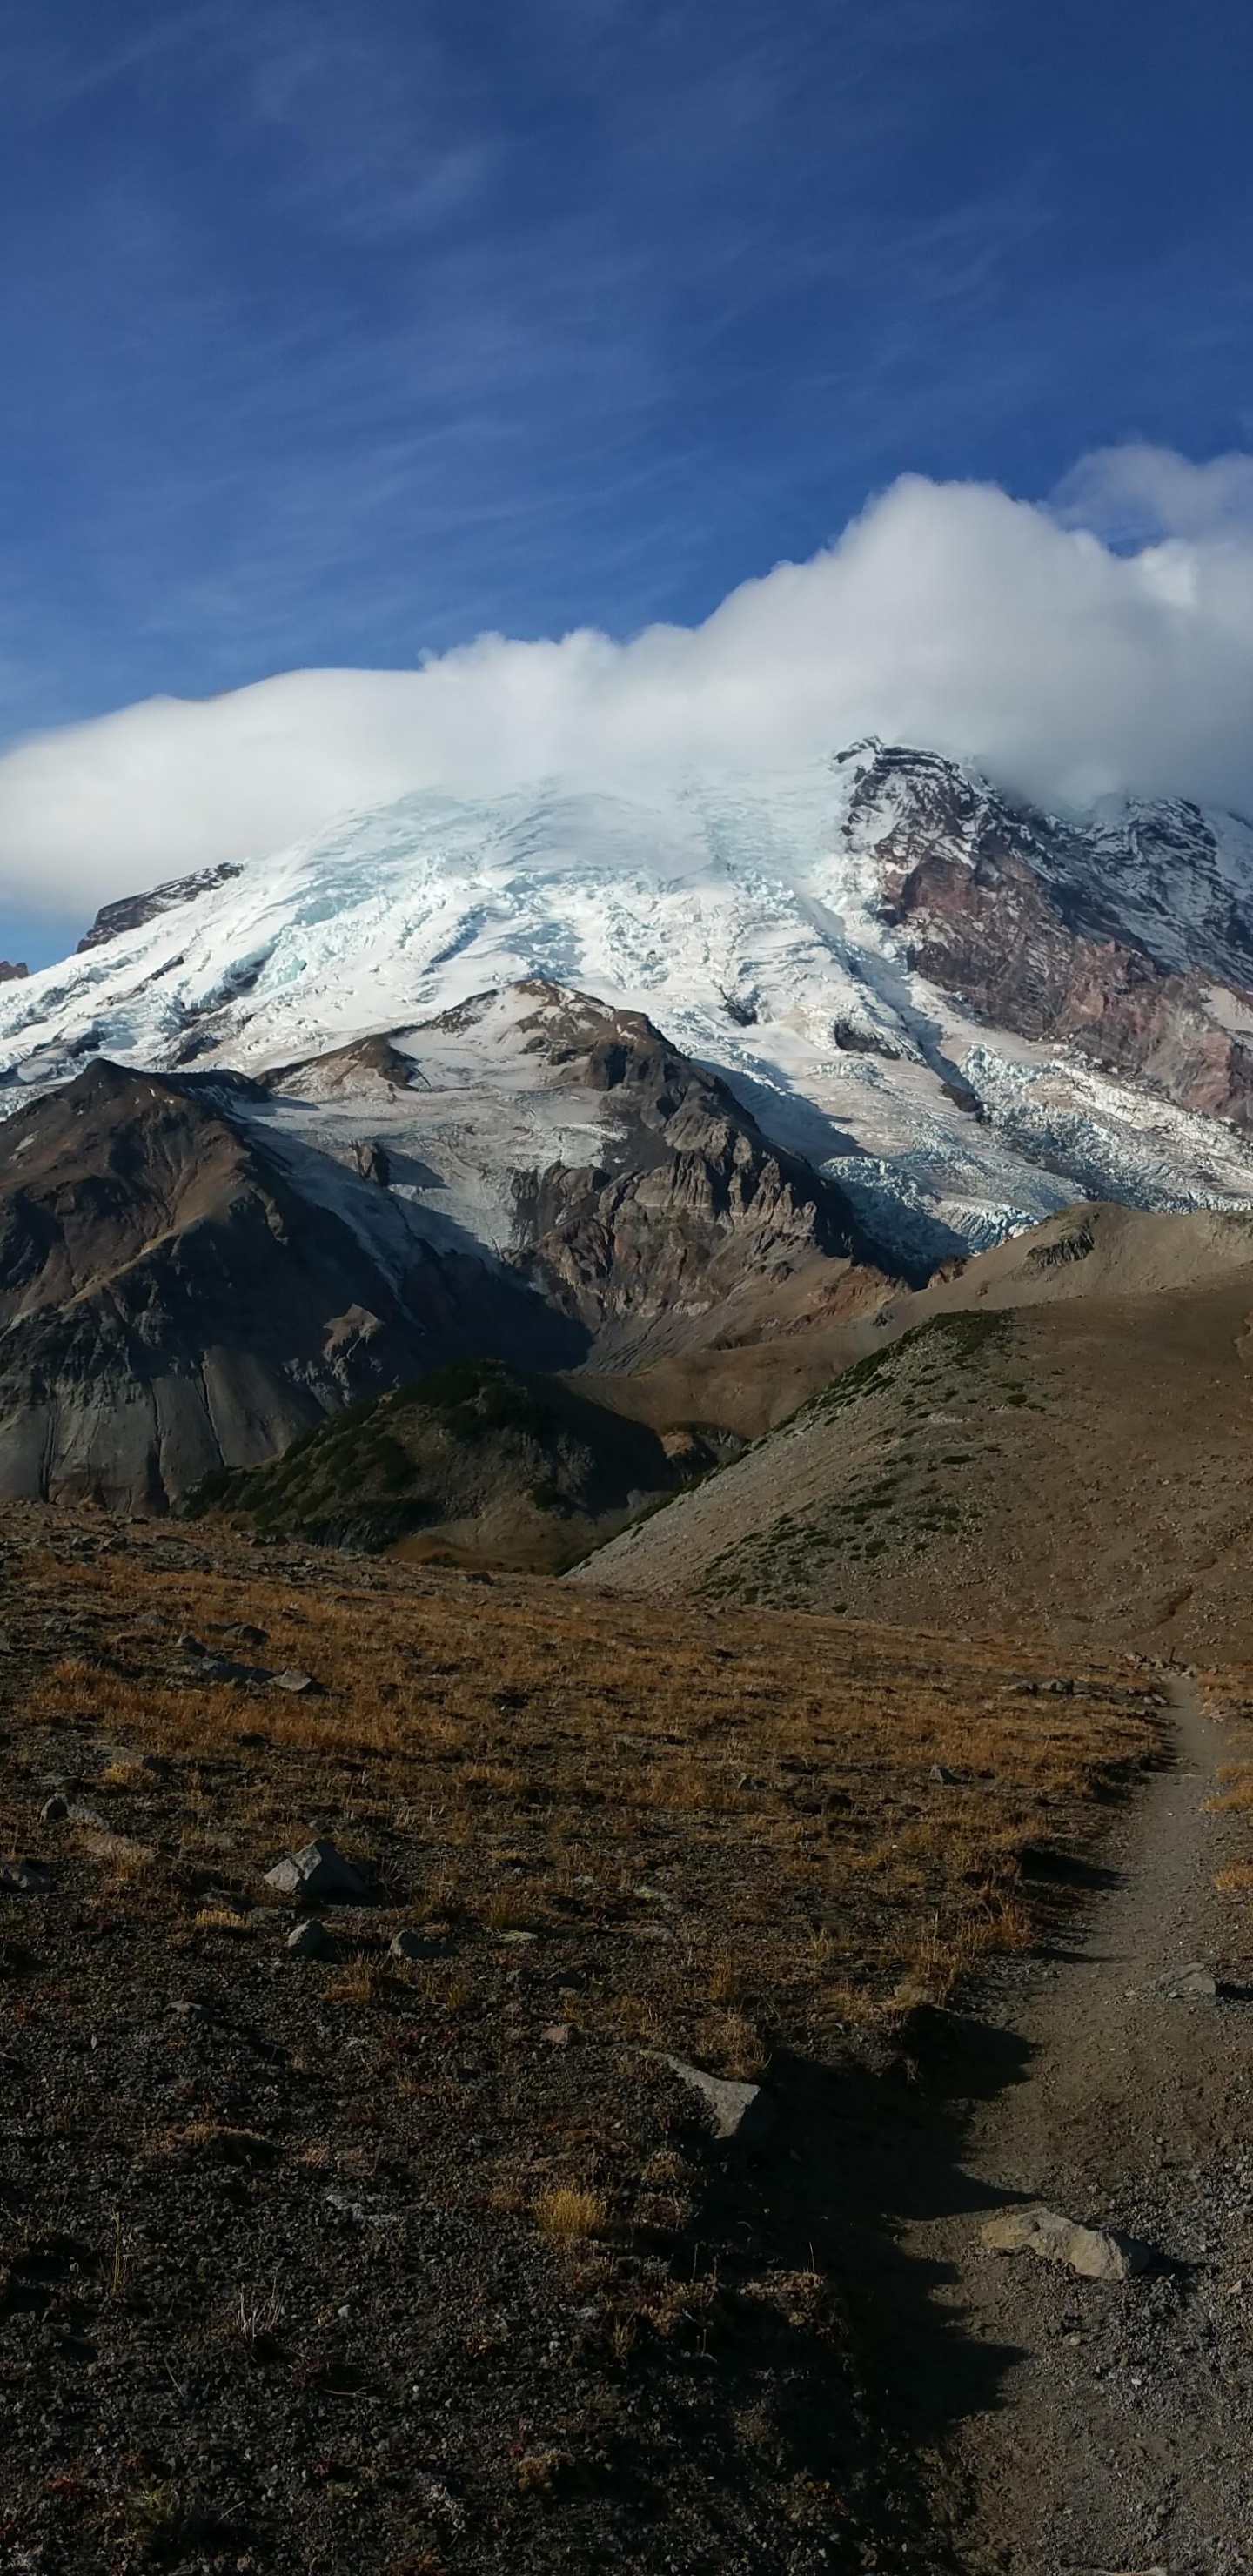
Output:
[0, 991, 879, 1513]
[858, 742, 1253, 1126]
[0, 1501, 1169, 2573]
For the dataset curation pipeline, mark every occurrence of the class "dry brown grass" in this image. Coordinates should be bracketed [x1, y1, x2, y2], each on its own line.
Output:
[1, 1510, 1166, 2062]
[533, 2185, 609, 2242]
[1195, 1674, 1253, 1893]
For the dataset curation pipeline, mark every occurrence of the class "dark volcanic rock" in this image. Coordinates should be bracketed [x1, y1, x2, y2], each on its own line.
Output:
[0, 960, 27, 983]
[76, 862, 244, 952]
[848, 744, 1253, 1126]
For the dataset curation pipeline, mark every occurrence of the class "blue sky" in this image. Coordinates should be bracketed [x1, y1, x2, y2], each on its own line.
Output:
[2, 0, 1251, 757]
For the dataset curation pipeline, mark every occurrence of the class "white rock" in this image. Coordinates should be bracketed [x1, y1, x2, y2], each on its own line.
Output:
[658, 2054, 776, 2146]
[981, 2204, 1152, 2282]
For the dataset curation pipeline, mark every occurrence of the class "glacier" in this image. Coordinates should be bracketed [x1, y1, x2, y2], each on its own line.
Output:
[3, 748, 1253, 1269]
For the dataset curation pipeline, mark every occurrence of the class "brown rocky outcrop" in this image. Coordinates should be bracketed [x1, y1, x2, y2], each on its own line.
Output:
[850, 745, 1253, 1124]
[497, 986, 883, 1345]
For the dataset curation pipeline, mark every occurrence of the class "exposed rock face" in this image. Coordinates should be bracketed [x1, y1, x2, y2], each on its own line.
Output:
[0, 962, 27, 983]
[0, 1000, 890, 1511]
[848, 745, 1253, 1125]
[494, 985, 880, 1344]
[77, 862, 243, 953]
[0, 1058, 580, 1511]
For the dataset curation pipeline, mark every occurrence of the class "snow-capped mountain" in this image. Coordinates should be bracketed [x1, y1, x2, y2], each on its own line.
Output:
[4, 740, 1253, 1270]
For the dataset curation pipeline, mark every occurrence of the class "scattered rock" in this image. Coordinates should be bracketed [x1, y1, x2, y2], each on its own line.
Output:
[499, 1928, 538, 1945]
[271, 1668, 320, 1694]
[389, 1927, 441, 1962]
[39, 1794, 70, 1823]
[264, 1840, 372, 1903]
[1155, 1962, 1217, 2000]
[929, 1762, 961, 1784]
[177, 1632, 205, 1654]
[286, 1918, 333, 1958]
[0, 1859, 53, 1895]
[543, 2023, 572, 2047]
[324, 2189, 400, 2228]
[657, 2054, 777, 2147]
[981, 2204, 1153, 2282]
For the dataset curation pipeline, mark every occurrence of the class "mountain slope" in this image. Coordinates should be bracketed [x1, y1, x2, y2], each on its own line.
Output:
[6, 746, 1253, 1268]
[0, 992, 882, 1510]
[0, 1059, 582, 1510]
[573, 1203, 1253, 1660]
[187, 1355, 729, 1567]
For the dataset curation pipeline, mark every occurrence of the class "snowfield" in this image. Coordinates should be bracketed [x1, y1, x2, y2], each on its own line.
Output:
[3, 751, 1253, 1267]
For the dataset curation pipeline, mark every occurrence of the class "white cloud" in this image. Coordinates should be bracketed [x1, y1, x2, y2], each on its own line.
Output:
[1051, 441, 1253, 543]
[4, 446, 1253, 920]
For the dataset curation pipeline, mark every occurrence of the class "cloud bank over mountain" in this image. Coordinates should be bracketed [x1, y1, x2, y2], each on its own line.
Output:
[4, 445, 1253, 921]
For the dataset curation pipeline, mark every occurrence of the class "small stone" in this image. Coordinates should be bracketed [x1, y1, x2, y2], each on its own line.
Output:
[981, 2204, 1153, 2282]
[929, 1762, 961, 1784]
[0, 1859, 53, 1895]
[389, 1928, 440, 1962]
[543, 2023, 572, 2047]
[499, 1928, 538, 1945]
[40, 1794, 70, 1823]
[264, 1839, 372, 1903]
[177, 1633, 206, 1655]
[657, 2054, 776, 2147]
[1155, 1962, 1217, 2001]
[272, 1669, 319, 1694]
[286, 1919, 333, 1958]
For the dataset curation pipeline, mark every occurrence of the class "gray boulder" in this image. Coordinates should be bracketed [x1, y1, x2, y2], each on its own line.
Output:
[658, 2053, 776, 2146]
[0, 1859, 53, 1895]
[1155, 1961, 1218, 2000]
[286, 1918, 333, 1958]
[265, 1839, 372, 1903]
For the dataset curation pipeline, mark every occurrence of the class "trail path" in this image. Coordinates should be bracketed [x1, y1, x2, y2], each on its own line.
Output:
[901, 1674, 1253, 2575]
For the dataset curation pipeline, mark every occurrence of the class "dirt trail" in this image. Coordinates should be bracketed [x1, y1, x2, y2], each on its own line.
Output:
[894, 1675, 1253, 2573]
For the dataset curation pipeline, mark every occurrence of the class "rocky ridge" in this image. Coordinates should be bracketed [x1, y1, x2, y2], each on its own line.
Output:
[0, 989, 881, 1510]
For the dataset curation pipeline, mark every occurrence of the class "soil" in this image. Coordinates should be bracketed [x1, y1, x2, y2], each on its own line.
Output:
[876, 1672, 1253, 2573]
